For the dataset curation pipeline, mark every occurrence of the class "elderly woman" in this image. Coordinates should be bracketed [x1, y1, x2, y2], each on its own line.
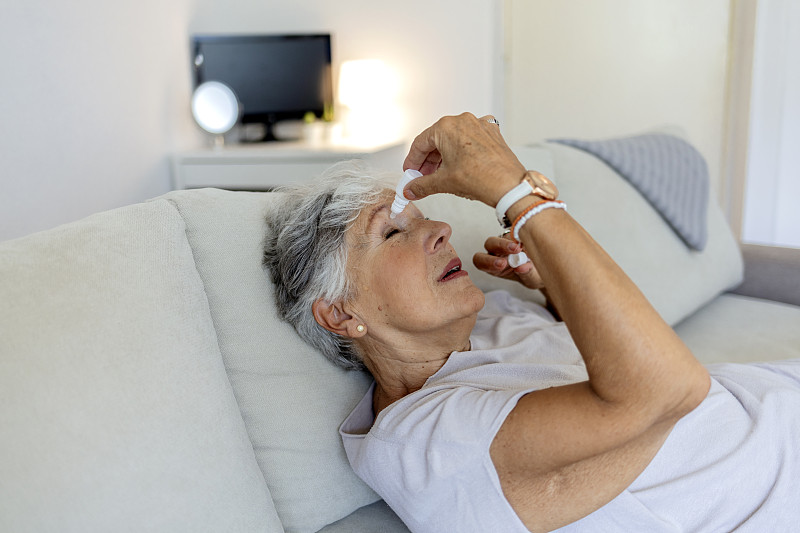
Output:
[263, 114, 798, 532]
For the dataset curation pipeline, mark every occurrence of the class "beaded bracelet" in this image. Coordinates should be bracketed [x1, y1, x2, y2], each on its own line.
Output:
[511, 200, 567, 242]
[509, 199, 549, 228]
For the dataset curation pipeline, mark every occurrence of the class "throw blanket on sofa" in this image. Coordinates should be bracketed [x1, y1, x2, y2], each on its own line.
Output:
[551, 133, 709, 250]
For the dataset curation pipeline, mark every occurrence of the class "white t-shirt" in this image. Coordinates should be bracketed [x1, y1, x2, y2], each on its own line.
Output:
[340, 291, 800, 532]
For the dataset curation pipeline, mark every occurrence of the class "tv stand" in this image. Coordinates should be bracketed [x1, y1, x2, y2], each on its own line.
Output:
[171, 140, 405, 190]
[251, 120, 278, 143]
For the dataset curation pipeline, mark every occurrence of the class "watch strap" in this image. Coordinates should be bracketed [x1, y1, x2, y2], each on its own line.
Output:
[495, 181, 533, 226]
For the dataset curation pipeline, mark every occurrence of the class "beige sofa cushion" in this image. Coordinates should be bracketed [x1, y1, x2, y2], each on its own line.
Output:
[162, 189, 378, 532]
[675, 294, 800, 364]
[0, 200, 280, 532]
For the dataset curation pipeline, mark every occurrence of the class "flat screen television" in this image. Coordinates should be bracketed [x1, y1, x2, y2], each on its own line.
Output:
[191, 34, 333, 141]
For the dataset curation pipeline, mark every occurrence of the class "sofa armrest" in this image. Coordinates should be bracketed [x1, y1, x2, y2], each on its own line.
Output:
[731, 244, 800, 306]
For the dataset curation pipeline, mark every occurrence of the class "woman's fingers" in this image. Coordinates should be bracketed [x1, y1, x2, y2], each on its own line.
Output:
[401, 113, 525, 205]
[473, 251, 508, 274]
[402, 123, 440, 173]
[474, 235, 544, 289]
[474, 250, 537, 278]
[515, 262, 544, 289]
[485, 236, 521, 256]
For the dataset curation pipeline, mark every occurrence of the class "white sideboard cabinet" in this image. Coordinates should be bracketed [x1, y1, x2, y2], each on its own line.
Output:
[171, 140, 406, 190]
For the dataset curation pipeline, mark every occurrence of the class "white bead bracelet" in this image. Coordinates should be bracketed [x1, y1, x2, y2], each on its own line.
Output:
[512, 201, 567, 242]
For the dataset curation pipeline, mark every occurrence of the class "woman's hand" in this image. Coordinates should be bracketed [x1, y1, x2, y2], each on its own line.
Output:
[402, 113, 526, 207]
[473, 235, 545, 290]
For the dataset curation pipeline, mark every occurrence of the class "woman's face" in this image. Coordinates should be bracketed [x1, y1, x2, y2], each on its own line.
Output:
[344, 191, 485, 338]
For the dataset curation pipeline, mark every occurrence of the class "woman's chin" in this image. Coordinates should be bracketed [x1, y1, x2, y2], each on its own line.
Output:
[463, 282, 486, 313]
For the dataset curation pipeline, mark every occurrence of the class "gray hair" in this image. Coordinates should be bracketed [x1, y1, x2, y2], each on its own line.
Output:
[263, 159, 393, 371]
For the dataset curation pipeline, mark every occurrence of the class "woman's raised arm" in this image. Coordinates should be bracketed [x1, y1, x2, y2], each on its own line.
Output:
[404, 113, 711, 531]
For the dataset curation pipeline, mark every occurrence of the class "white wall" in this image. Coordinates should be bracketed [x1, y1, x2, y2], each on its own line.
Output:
[741, 0, 800, 248]
[1, 0, 497, 242]
[504, 0, 731, 195]
[0, 0, 198, 241]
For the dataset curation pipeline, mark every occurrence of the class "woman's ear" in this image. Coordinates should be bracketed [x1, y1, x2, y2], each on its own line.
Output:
[312, 299, 366, 338]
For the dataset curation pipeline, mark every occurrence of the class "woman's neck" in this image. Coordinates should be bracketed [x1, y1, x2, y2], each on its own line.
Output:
[361, 326, 473, 417]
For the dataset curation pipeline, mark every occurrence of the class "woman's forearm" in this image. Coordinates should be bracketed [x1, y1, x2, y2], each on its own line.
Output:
[509, 197, 710, 424]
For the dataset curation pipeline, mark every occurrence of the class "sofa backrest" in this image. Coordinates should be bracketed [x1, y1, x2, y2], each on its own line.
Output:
[0, 200, 281, 532]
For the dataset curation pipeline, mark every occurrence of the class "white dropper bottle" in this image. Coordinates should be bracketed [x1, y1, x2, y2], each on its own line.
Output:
[390, 169, 423, 219]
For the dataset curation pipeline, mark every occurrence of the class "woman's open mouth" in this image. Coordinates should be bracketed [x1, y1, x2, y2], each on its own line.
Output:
[439, 258, 468, 282]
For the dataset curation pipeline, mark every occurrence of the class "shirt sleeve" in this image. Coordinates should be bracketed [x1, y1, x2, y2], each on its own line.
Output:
[353, 385, 532, 533]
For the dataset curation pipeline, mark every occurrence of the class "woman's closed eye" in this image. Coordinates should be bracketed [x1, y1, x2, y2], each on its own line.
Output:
[383, 217, 428, 239]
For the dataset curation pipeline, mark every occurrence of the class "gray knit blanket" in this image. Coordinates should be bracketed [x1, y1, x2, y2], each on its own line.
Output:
[551, 133, 709, 250]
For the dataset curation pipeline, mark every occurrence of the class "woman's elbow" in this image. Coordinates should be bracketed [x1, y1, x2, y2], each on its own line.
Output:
[669, 362, 711, 421]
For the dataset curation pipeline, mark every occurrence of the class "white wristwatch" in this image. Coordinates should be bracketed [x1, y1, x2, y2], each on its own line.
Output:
[495, 171, 559, 228]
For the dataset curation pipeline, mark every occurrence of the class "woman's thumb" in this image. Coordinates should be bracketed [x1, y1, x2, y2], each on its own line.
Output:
[404, 170, 444, 201]
[514, 260, 545, 290]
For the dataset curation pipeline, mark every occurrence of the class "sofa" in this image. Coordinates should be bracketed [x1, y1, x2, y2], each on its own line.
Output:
[2, 139, 799, 533]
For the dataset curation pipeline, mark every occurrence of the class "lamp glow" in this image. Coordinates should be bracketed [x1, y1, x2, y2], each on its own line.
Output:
[337, 59, 400, 144]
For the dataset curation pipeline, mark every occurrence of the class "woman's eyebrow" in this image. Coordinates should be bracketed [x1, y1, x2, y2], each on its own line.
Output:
[366, 204, 390, 228]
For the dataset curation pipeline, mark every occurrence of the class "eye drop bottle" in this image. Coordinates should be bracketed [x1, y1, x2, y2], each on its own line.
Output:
[390, 169, 423, 219]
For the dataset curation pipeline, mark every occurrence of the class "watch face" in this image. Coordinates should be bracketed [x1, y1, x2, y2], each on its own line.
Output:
[524, 171, 558, 200]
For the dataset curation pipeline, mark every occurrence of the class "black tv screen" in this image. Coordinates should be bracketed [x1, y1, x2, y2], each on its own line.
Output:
[191, 34, 333, 139]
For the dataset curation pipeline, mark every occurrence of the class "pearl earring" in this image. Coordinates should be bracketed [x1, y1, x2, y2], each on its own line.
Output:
[356, 324, 365, 333]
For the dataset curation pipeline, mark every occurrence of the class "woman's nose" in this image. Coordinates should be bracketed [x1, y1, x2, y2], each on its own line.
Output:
[425, 221, 452, 254]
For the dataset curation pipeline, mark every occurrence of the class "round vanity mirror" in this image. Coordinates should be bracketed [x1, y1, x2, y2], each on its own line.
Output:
[191, 81, 240, 135]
